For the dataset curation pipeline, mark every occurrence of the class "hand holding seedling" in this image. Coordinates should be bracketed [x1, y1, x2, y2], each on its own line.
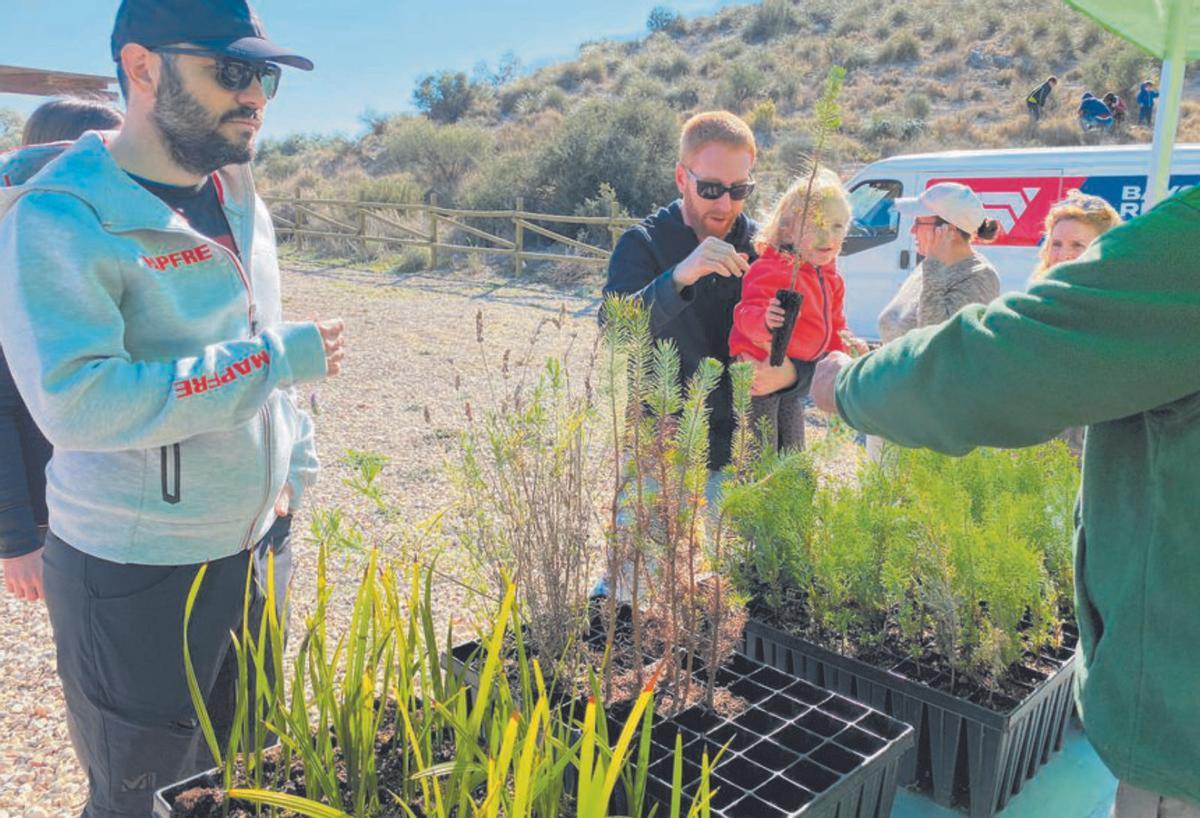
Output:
[316, 318, 346, 376]
[672, 236, 750, 289]
[812, 350, 853, 414]
[764, 297, 786, 330]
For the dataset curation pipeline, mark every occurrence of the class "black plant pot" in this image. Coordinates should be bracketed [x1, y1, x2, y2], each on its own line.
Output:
[743, 618, 1079, 818]
[769, 289, 804, 367]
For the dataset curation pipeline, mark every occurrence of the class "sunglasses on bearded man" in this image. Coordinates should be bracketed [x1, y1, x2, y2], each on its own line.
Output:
[152, 46, 282, 99]
[683, 165, 756, 201]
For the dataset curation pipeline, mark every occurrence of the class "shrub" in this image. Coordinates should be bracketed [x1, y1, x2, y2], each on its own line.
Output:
[647, 5, 686, 35]
[904, 92, 932, 119]
[0, 108, 23, 151]
[665, 82, 702, 111]
[748, 98, 778, 142]
[646, 48, 691, 81]
[714, 59, 765, 112]
[532, 96, 678, 217]
[1081, 39, 1158, 96]
[876, 31, 921, 64]
[390, 244, 431, 273]
[381, 117, 491, 202]
[354, 173, 422, 205]
[743, 0, 802, 43]
[412, 70, 482, 124]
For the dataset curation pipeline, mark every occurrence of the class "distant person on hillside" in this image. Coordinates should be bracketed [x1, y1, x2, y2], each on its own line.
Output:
[728, 165, 868, 451]
[603, 110, 806, 471]
[1137, 80, 1160, 126]
[1, 98, 124, 606]
[1078, 92, 1114, 131]
[1102, 92, 1126, 127]
[1026, 75, 1058, 122]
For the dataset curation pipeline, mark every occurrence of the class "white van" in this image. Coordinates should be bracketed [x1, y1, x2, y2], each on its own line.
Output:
[839, 144, 1200, 338]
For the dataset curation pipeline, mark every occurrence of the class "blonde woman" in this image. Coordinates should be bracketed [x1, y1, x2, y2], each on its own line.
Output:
[1031, 190, 1122, 280]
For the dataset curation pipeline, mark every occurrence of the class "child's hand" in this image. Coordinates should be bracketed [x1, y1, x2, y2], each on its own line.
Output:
[765, 297, 786, 330]
[840, 331, 870, 357]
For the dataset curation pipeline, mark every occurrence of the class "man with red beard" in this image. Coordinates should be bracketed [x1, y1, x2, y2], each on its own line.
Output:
[0, 2, 344, 815]
[604, 111, 803, 470]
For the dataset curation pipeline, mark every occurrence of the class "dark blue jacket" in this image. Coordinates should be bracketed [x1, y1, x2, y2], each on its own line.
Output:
[1080, 97, 1113, 119]
[603, 200, 808, 469]
[1137, 86, 1160, 110]
[0, 143, 61, 558]
[0, 346, 51, 557]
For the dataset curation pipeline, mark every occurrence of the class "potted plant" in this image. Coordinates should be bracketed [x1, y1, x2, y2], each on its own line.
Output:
[732, 442, 1081, 818]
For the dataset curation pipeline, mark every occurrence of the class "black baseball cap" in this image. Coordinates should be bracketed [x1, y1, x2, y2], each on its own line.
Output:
[111, 0, 314, 70]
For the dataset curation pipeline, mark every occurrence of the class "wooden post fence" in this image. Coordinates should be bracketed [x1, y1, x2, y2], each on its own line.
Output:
[262, 192, 639, 274]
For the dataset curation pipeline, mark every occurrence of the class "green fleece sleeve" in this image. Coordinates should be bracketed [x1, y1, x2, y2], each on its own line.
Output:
[835, 187, 1200, 455]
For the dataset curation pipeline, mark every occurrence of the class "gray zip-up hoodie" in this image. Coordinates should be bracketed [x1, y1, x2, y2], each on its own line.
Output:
[0, 132, 325, 565]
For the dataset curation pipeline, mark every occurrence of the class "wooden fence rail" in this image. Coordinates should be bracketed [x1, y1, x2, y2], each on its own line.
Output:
[261, 192, 642, 274]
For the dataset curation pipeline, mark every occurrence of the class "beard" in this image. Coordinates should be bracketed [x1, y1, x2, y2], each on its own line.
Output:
[680, 190, 735, 241]
[152, 57, 259, 176]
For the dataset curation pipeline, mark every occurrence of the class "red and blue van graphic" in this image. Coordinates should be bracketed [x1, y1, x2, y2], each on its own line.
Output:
[928, 175, 1200, 246]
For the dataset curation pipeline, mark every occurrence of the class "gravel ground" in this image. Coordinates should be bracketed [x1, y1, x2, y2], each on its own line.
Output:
[0, 258, 859, 815]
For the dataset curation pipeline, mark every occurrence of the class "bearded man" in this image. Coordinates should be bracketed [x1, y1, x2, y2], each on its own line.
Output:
[0, 2, 344, 815]
[603, 111, 804, 470]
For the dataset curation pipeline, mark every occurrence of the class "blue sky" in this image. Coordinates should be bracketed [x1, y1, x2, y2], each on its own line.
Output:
[3, 0, 743, 140]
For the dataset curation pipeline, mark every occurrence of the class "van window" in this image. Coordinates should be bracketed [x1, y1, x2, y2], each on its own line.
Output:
[843, 179, 902, 256]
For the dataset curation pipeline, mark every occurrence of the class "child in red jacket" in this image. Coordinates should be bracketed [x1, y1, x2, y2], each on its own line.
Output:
[730, 165, 865, 451]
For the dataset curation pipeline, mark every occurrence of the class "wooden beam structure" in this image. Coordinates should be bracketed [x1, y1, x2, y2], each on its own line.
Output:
[0, 65, 117, 100]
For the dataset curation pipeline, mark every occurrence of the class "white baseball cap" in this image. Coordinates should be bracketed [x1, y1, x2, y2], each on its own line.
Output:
[895, 182, 987, 235]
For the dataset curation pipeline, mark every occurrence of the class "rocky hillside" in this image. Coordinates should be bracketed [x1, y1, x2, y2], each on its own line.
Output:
[251, 0, 1197, 237]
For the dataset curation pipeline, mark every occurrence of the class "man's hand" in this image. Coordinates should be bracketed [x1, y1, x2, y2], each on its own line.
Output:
[672, 237, 750, 290]
[764, 297, 785, 330]
[750, 356, 798, 397]
[316, 318, 346, 376]
[274, 483, 294, 517]
[3, 548, 44, 602]
[812, 351, 853, 415]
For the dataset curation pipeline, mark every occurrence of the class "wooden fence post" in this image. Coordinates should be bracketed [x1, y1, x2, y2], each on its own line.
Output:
[514, 196, 524, 277]
[356, 204, 368, 259]
[294, 186, 304, 253]
[428, 194, 438, 270]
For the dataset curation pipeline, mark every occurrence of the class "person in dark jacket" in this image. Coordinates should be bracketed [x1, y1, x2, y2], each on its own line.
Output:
[1079, 92, 1114, 131]
[1026, 75, 1057, 122]
[1137, 80, 1160, 126]
[1, 97, 123, 603]
[602, 110, 806, 471]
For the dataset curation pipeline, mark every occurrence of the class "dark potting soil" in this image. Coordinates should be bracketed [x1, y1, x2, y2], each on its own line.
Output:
[167, 700, 460, 818]
[747, 584, 1077, 711]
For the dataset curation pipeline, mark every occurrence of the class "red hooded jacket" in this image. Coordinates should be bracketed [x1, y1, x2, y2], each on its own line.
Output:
[729, 246, 848, 362]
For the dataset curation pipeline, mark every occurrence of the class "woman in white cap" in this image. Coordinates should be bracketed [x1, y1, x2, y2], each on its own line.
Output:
[877, 182, 1001, 343]
[869, 183, 1000, 460]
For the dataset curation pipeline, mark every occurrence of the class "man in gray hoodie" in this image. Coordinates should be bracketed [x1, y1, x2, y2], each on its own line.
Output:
[0, 2, 344, 815]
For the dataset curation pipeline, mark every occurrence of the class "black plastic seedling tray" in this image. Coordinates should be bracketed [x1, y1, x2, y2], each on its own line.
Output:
[638, 652, 914, 818]
[744, 618, 1078, 818]
[153, 767, 223, 818]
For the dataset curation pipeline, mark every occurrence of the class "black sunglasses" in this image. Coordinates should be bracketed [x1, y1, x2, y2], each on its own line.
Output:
[683, 165, 755, 201]
[153, 47, 282, 99]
